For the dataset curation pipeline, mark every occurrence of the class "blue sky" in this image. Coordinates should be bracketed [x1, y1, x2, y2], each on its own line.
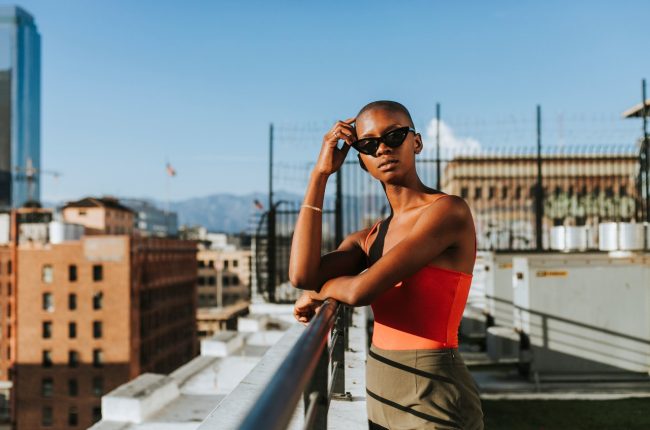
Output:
[7, 0, 650, 201]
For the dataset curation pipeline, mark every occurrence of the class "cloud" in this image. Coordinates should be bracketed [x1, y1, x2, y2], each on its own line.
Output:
[422, 118, 482, 156]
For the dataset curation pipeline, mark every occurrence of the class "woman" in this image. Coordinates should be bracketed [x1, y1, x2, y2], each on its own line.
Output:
[289, 100, 484, 430]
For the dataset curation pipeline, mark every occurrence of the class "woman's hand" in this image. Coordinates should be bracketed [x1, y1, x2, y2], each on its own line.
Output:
[314, 117, 356, 176]
[293, 291, 324, 326]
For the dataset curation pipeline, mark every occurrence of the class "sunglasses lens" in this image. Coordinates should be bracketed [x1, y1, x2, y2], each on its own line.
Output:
[354, 139, 378, 155]
[383, 128, 409, 147]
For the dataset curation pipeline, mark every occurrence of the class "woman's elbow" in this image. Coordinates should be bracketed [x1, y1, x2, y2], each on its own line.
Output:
[288, 272, 316, 290]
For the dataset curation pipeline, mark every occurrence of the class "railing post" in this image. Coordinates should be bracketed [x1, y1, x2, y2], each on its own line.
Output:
[303, 343, 328, 429]
[331, 308, 346, 396]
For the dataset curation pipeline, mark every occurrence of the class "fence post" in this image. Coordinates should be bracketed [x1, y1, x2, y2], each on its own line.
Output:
[535, 105, 544, 251]
[335, 169, 343, 246]
[331, 307, 346, 397]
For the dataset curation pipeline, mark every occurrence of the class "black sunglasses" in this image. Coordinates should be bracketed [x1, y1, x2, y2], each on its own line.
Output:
[352, 126, 416, 157]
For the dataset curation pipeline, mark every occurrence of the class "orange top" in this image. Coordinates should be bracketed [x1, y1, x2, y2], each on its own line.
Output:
[364, 195, 476, 350]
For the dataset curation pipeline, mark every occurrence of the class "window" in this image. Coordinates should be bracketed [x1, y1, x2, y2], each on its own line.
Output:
[68, 293, 77, 310]
[42, 406, 53, 427]
[92, 376, 104, 397]
[93, 292, 103, 310]
[208, 260, 214, 268]
[78, 209, 87, 216]
[69, 322, 77, 339]
[619, 185, 627, 196]
[501, 186, 508, 199]
[68, 378, 78, 396]
[92, 406, 102, 423]
[232, 276, 240, 286]
[93, 349, 103, 368]
[515, 186, 522, 199]
[68, 407, 78, 426]
[7, 261, 11, 275]
[92, 265, 103, 282]
[460, 187, 468, 199]
[43, 321, 52, 339]
[93, 321, 102, 339]
[224, 260, 229, 269]
[69, 350, 79, 368]
[488, 186, 496, 200]
[198, 277, 205, 286]
[41, 378, 53, 397]
[43, 293, 54, 312]
[42, 350, 53, 368]
[233, 260, 239, 268]
[474, 187, 482, 199]
[198, 260, 205, 268]
[222, 276, 230, 286]
[68, 265, 77, 282]
[42, 265, 53, 284]
[208, 276, 216, 286]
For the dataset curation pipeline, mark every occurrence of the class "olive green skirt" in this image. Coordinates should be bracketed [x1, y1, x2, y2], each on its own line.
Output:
[366, 344, 484, 430]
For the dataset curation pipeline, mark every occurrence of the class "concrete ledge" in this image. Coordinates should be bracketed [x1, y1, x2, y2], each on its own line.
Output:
[201, 331, 244, 357]
[238, 314, 269, 332]
[101, 373, 180, 423]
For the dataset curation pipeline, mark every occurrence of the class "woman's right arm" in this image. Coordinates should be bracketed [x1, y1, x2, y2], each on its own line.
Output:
[288, 118, 366, 291]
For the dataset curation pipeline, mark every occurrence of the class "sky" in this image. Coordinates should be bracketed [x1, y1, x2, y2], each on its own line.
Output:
[5, 0, 650, 202]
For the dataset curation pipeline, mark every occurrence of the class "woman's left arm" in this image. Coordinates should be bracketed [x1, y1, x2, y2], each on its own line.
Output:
[308, 195, 472, 306]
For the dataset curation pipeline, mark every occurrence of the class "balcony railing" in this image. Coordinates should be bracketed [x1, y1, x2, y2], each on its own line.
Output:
[236, 299, 350, 430]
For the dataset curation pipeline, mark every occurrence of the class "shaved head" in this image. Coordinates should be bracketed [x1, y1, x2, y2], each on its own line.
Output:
[357, 100, 415, 128]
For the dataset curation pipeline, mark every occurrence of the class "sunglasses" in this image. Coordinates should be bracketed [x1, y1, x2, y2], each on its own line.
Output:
[352, 126, 416, 157]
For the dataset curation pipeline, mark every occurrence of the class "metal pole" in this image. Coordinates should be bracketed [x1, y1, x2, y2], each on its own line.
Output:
[335, 169, 343, 246]
[641, 79, 650, 222]
[436, 103, 441, 190]
[268, 124, 276, 302]
[535, 105, 544, 251]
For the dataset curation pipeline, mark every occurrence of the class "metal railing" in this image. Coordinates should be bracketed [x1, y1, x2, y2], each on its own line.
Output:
[238, 299, 351, 430]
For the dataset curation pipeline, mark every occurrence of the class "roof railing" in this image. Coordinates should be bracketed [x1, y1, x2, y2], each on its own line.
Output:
[238, 299, 351, 430]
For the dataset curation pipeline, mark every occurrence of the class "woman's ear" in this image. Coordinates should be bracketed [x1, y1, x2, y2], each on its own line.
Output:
[357, 154, 368, 171]
[414, 133, 423, 154]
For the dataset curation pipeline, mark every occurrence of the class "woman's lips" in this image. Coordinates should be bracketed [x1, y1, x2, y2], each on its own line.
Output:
[378, 159, 399, 170]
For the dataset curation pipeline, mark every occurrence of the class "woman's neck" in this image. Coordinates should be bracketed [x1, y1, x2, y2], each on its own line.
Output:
[382, 175, 439, 217]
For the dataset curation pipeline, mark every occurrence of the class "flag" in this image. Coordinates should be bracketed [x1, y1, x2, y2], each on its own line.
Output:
[253, 199, 264, 210]
[166, 163, 177, 177]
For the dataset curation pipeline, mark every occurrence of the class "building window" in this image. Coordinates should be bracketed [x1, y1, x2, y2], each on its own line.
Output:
[222, 276, 230, 286]
[488, 186, 496, 200]
[93, 321, 102, 339]
[501, 186, 508, 199]
[92, 406, 102, 423]
[78, 209, 87, 216]
[68, 378, 78, 396]
[69, 350, 79, 368]
[92, 376, 104, 397]
[92, 265, 103, 282]
[69, 322, 77, 339]
[474, 187, 482, 199]
[68, 265, 78, 282]
[208, 260, 214, 268]
[92, 292, 103, 310]
[224, 260, 229, 269]
[198, 277, 205, 286]
[68, 407, 79, 426]
[43, 321, 52, 339]
[42, 350, 53, 368]
[43, 293, 54, 312]
[208, 276, 216, 286]
[515, 186, 522, 199]
[91, 292, 103, 310]
[7, 261, 11, 275]
[198, 260, 205, 268]
[460, 187, 468, 199]
[42, 265, 53, 284]
[232, 276, 240, 286]
[42, 406, 53, 427]
[93, 376, 104, 397]
[69, 293, 77, 310]
[93, 349, 103, 368]
[42, 378, 54, 397]
[233, 260, 239, 268]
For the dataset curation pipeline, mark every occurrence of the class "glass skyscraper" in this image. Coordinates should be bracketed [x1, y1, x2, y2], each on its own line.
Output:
[0, 6, 40, 209]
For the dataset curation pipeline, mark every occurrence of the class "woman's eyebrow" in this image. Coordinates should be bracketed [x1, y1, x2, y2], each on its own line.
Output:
[358, 124, 403, 139]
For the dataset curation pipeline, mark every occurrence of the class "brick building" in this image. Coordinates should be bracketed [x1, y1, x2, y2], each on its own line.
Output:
[62, 197, 134, 236]
[0, 209, 198, 429]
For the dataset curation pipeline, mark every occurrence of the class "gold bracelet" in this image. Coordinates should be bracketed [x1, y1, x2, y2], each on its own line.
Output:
[301, 204, 322, 213]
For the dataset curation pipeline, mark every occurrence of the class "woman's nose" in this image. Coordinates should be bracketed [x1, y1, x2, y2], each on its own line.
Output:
[375, 142, 393, 157]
